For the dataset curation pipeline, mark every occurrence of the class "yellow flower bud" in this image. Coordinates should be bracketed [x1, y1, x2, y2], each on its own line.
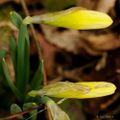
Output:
[24, 7, 113, 30]
[29, 81, 116, 99]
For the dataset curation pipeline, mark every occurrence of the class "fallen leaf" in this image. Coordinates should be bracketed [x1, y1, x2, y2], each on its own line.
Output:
[41, 25, 120, 56]
[96, 0, 116, 13]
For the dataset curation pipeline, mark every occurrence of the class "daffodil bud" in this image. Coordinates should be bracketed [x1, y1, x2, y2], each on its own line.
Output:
[24, 7, 113, 30]
[29, 81, 116, 99]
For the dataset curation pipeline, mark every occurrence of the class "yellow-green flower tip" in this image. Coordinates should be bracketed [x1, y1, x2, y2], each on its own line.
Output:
[28, 81, 116, 99]
[24, 7, 113, 30]
[76, 82, 116, 98]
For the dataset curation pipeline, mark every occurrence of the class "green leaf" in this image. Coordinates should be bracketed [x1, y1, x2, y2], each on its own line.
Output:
[23, 102, 37, 120]
[0, 49, 6, 79]
[41, 96, 70, 120]
[9, 36, 17, 75]
[16, 23, 29, 94]
[0, 49, 6, 59]
[10, 11, 30, 97]
[10, 104, 24, 119]
[31, 61, 43, 90]
[0, 49, 7, 73]
[10, 11, 23, 28]
[2, 58, 23, 101]
[29, 81, 116, 99]
[24, 27, 30, 88]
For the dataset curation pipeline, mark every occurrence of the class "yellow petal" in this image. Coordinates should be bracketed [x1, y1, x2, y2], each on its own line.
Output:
[24, 7, 113, 30]
[28, 81, 116, 99]
[76, 82, 116, 98]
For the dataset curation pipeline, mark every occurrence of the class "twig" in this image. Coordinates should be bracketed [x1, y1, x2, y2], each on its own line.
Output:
[100, 93, 120, 110]
[20, 0, 51, 120]
[25, 108, 46, 120]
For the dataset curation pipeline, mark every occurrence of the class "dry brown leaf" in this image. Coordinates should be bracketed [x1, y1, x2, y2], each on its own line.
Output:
[41, 25, 120, 56]
[41, 25, 81, 54]
[75, 0, 115, 13]
[95, 53, 107, 71]
[75, 0, 98, 9]
[0, 0, 12, 5]
[87, 33, 120, 51]
[96, 0, 116, 13]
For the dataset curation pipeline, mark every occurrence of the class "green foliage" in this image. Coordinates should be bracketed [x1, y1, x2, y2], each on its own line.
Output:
[31, 61, 43, 90]
[10, 12, 30, 94]
[16, 23, 30, 94]
[0, 49, 6, 59]
[9, 36, 17, 72]
[10, 104, 24, 119]
[0, 50, 6, 74]
[10, 11, 23, 29]
[23, 102, 37, 120]
[2, 59, 23, 101]
[0, 11, 52, 120]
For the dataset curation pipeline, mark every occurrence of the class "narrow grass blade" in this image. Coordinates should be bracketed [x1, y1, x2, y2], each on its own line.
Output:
[0, 49, 7, 74]
[24, 27, 30, 88]
[16, 23, 26, 93]
[2, 58, 23, 101]
[0, 49, 6, 59]
[10, 11, 23, 28]
[31, 61, 43, 90]
[9, 36, 17, 75]
[16, 23, 30, 94]
[41, 96, 70, 120]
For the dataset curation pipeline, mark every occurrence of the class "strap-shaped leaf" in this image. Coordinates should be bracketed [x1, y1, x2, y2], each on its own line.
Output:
[0, 49, 6, 59]
[29, 81, 116, 99]
[41, 96, 70, 120]
[24, 7, 113, 30]
[0, 49, 6, 74]
[16, 23, 30, 94]
[2, 59, 23, 101]
[10, 11, 23, 28]
[24, 28, 30, 88]
[31, 61, 43, 90]
[10, 11, 30, 96]
[10, 36, 17, 75]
